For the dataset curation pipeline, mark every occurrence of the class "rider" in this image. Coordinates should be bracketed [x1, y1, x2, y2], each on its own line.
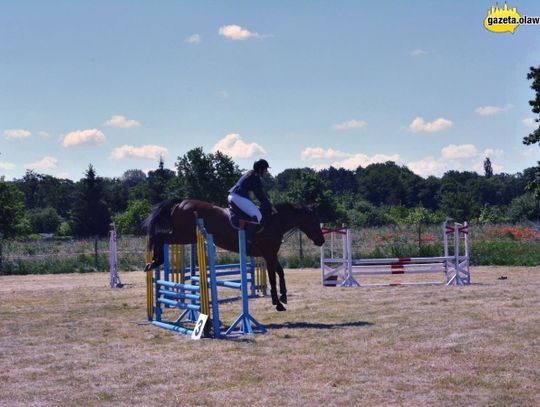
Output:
[228, 159, 277, 242]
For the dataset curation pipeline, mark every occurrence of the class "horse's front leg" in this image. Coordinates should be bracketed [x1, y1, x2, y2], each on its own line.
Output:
[265, 255, 286, 311]
[276, 261, 287, 304]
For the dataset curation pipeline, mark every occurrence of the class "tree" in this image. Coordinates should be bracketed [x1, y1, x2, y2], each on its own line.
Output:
[27, 207, 62, 234]
[279, 171, 339, 222]
[523, 66, 540, 146]
[147, 157, 175, 204]
[70, 165, 111, 237]
[439, 191, 481, 222]
[356, 162, 423, 207]
[175, 147, 242, 206]
[0, 181, 26, 238]
[523, 66, 540, 196]
[13, 171, 75, 217]
[318, 166, 358, 194]
[507, 192, 540, 222]
[484, 157, 493, 178]
[113, 200, 151, 235]
[121, 169, 147, 188]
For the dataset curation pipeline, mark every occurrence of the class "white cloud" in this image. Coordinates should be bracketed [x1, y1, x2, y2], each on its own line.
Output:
[410, 49, 428, 56]
[185, 33, 202, 44]
[332, 153, 400, 170]
[38, 131, 50, 139]
[332, 119, 367, 131]
[408, 144, 506, 177]
[212, 133, 266, 159]
[408, 117, 453, 133]
[522, 118, 537, 128]
[474, 106, 504, 116]
[441, 144, 477, 160]
[110, 144, 168, 161]
[4, 129, 31, 139]
[482, 148, 504, 158]
[218, 25, 261, 40]
[103, 115, 141, 128]
[301, 147, 350, 160]
[55, 172, 71, 179]
[62, 129, 106, 147]
[0, 161, 16, 171]
[25, 156, 58, 170]
[407, 156, 448, 177]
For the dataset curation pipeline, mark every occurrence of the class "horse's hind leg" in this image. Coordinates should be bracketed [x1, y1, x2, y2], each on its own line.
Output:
[276, 261, 287, 304]
[265, 256, 286, 311]
[144, 234, 165, 271]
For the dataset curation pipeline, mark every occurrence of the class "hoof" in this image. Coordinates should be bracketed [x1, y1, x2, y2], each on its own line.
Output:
[276, 303, 286, 312]
[279, 294, 288, 304]
[144, 261, 158, 271]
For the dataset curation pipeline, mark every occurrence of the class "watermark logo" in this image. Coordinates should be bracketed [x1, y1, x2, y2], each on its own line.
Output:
[484, 2, 540, 33]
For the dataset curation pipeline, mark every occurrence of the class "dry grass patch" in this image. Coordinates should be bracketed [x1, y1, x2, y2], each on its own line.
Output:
[0, 266, 539, 406]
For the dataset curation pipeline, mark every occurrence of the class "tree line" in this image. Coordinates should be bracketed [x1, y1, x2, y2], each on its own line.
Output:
[0, 148, 539, 240]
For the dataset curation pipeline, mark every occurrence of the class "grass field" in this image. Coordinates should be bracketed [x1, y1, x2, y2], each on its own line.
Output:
[1, 266, 539, 406]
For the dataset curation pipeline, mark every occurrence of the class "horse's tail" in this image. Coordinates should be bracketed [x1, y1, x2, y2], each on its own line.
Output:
[142, 198, 180, 251]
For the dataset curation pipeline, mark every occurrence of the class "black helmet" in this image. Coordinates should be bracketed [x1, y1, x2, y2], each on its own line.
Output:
[253, 159, 270, 172]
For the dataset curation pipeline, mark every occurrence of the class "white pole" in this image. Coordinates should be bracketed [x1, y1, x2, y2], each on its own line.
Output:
[454, 223, 460, 285]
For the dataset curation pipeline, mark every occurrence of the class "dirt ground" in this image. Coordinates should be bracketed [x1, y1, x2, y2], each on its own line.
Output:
[1, 266, 539, 406]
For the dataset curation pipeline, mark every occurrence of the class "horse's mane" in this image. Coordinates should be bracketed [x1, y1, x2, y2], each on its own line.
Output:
[274, 202, 308, 212]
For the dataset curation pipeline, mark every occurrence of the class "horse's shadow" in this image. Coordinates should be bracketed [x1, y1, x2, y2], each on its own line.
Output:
[264, 320, 373, 330]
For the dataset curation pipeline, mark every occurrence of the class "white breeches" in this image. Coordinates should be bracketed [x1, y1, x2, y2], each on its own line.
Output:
[228, 193, 262, 223]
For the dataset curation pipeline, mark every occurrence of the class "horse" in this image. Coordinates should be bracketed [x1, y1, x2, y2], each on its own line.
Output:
[143, 199, 325, 311]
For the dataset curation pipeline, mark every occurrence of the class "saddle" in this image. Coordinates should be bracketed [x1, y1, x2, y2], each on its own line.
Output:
[228, 201, 261, 231]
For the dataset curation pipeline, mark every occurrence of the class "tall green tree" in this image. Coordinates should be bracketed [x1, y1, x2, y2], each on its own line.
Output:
[70, 165, 111, 237]
[523, 66, 540, 196]
[147, 157, 175, 204]
[0, 182, 26, 238]
[175, 147, 241, 206]
[484, 157, 493, 178]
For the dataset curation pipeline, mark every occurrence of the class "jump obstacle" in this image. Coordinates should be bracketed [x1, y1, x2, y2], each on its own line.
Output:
[145, 219, 268, 338]
[320, 221, 470, 287]
[109, 223, 123, 288]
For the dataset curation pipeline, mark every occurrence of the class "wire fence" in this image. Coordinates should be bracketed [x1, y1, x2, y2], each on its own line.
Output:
[1, 223, 539, 275]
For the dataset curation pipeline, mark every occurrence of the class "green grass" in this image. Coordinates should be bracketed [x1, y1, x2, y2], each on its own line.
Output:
[471, 241, 540, 266]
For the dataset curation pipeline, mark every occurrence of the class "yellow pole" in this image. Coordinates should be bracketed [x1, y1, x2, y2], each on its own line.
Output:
[256, 257, 267, 295]
[145, 236, 154, 320]
[196, 228, 210, 317]
[179, 245, 185, 285]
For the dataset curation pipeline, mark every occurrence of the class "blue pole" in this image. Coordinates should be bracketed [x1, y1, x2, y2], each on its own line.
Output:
[206, 233, 221, 339]
[154, 261, 162, 322]
[249, 256, 256, 297]
[225, 228, 267, 337]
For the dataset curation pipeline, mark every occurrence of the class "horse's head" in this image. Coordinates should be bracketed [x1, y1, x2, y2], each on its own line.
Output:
[278, 203, 325, 246]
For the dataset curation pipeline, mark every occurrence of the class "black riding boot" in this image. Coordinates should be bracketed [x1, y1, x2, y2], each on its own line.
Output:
[245, 222, 258, 244]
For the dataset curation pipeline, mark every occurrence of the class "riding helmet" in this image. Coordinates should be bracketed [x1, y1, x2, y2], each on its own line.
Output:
[253, 159, 270, 172]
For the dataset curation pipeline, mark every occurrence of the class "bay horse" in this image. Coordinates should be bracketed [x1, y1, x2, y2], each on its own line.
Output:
[143, 199, 325, 311]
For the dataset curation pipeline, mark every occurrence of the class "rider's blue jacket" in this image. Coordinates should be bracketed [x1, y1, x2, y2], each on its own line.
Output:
[229, 170, 272, 209]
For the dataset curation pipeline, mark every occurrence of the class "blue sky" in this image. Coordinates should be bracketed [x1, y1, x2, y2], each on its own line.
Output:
[1, 0, 540, 181]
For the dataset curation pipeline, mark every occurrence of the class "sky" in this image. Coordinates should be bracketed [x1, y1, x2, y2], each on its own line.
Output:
[1, 0, 540, 181]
